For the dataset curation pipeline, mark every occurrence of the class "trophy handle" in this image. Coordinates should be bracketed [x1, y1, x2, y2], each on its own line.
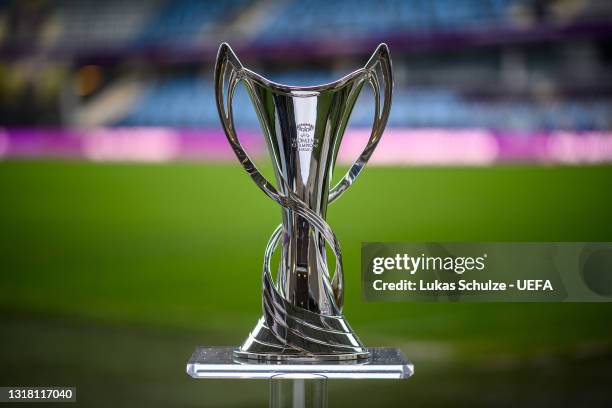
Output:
[328, 43, 393, 204]
[214, 43, 280, 201]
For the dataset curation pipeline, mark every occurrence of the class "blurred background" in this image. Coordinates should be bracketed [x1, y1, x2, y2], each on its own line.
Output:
[1, 0, 612, 407]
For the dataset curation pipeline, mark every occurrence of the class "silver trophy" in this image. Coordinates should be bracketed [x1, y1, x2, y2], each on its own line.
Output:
[214, 42, 392, 361]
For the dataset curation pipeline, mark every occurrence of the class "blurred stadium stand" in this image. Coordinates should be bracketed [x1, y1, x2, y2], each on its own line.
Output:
[258, 0, 512, 40]
[1, 0, 612, 161]
[118, 75, 612, 130]
[54, 0, 156, 51]
[135, 0, 250, 47]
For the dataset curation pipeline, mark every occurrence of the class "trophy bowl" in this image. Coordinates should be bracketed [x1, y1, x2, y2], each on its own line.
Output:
[214, 42, 393, 361]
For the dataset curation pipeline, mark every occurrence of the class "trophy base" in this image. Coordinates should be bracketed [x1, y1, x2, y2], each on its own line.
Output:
[235, 317, 370, 361]
[233, 349, 371, 362]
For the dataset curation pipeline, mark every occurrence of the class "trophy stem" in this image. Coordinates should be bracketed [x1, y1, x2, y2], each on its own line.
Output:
[270, 375, 328, 408]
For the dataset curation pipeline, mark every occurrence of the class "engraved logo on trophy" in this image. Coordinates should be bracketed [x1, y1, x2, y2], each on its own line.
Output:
[294, 123, 317, 151]
[214, 42, 393, 361]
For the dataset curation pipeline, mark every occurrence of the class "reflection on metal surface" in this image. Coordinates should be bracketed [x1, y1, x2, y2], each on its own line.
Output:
[214, 42, 393, 360]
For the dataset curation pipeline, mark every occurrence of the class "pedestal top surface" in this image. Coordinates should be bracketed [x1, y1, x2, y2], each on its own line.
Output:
[186, 347, 413, 380]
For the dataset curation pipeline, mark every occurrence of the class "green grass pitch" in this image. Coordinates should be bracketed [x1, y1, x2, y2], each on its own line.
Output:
[1, 161, 611, 407]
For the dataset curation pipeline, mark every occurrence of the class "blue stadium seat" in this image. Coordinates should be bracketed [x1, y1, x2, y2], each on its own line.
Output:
[257, 0, 517, 42]
[135, 0, 250, 47]
[118, 73, 612, 131]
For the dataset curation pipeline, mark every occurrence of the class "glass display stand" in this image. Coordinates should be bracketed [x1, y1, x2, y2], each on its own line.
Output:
[187, 347, 413, 407]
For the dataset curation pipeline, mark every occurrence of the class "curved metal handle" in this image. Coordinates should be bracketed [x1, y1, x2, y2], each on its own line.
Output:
[214, 43, 281, 202]
[328, 43, 393, 204]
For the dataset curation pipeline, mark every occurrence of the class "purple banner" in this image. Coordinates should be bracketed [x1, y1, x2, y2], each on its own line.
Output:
[1, 127, 612, 165]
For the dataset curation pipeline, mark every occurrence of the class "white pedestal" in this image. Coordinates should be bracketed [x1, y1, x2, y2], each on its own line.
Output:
[187, 347, 413, 407]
